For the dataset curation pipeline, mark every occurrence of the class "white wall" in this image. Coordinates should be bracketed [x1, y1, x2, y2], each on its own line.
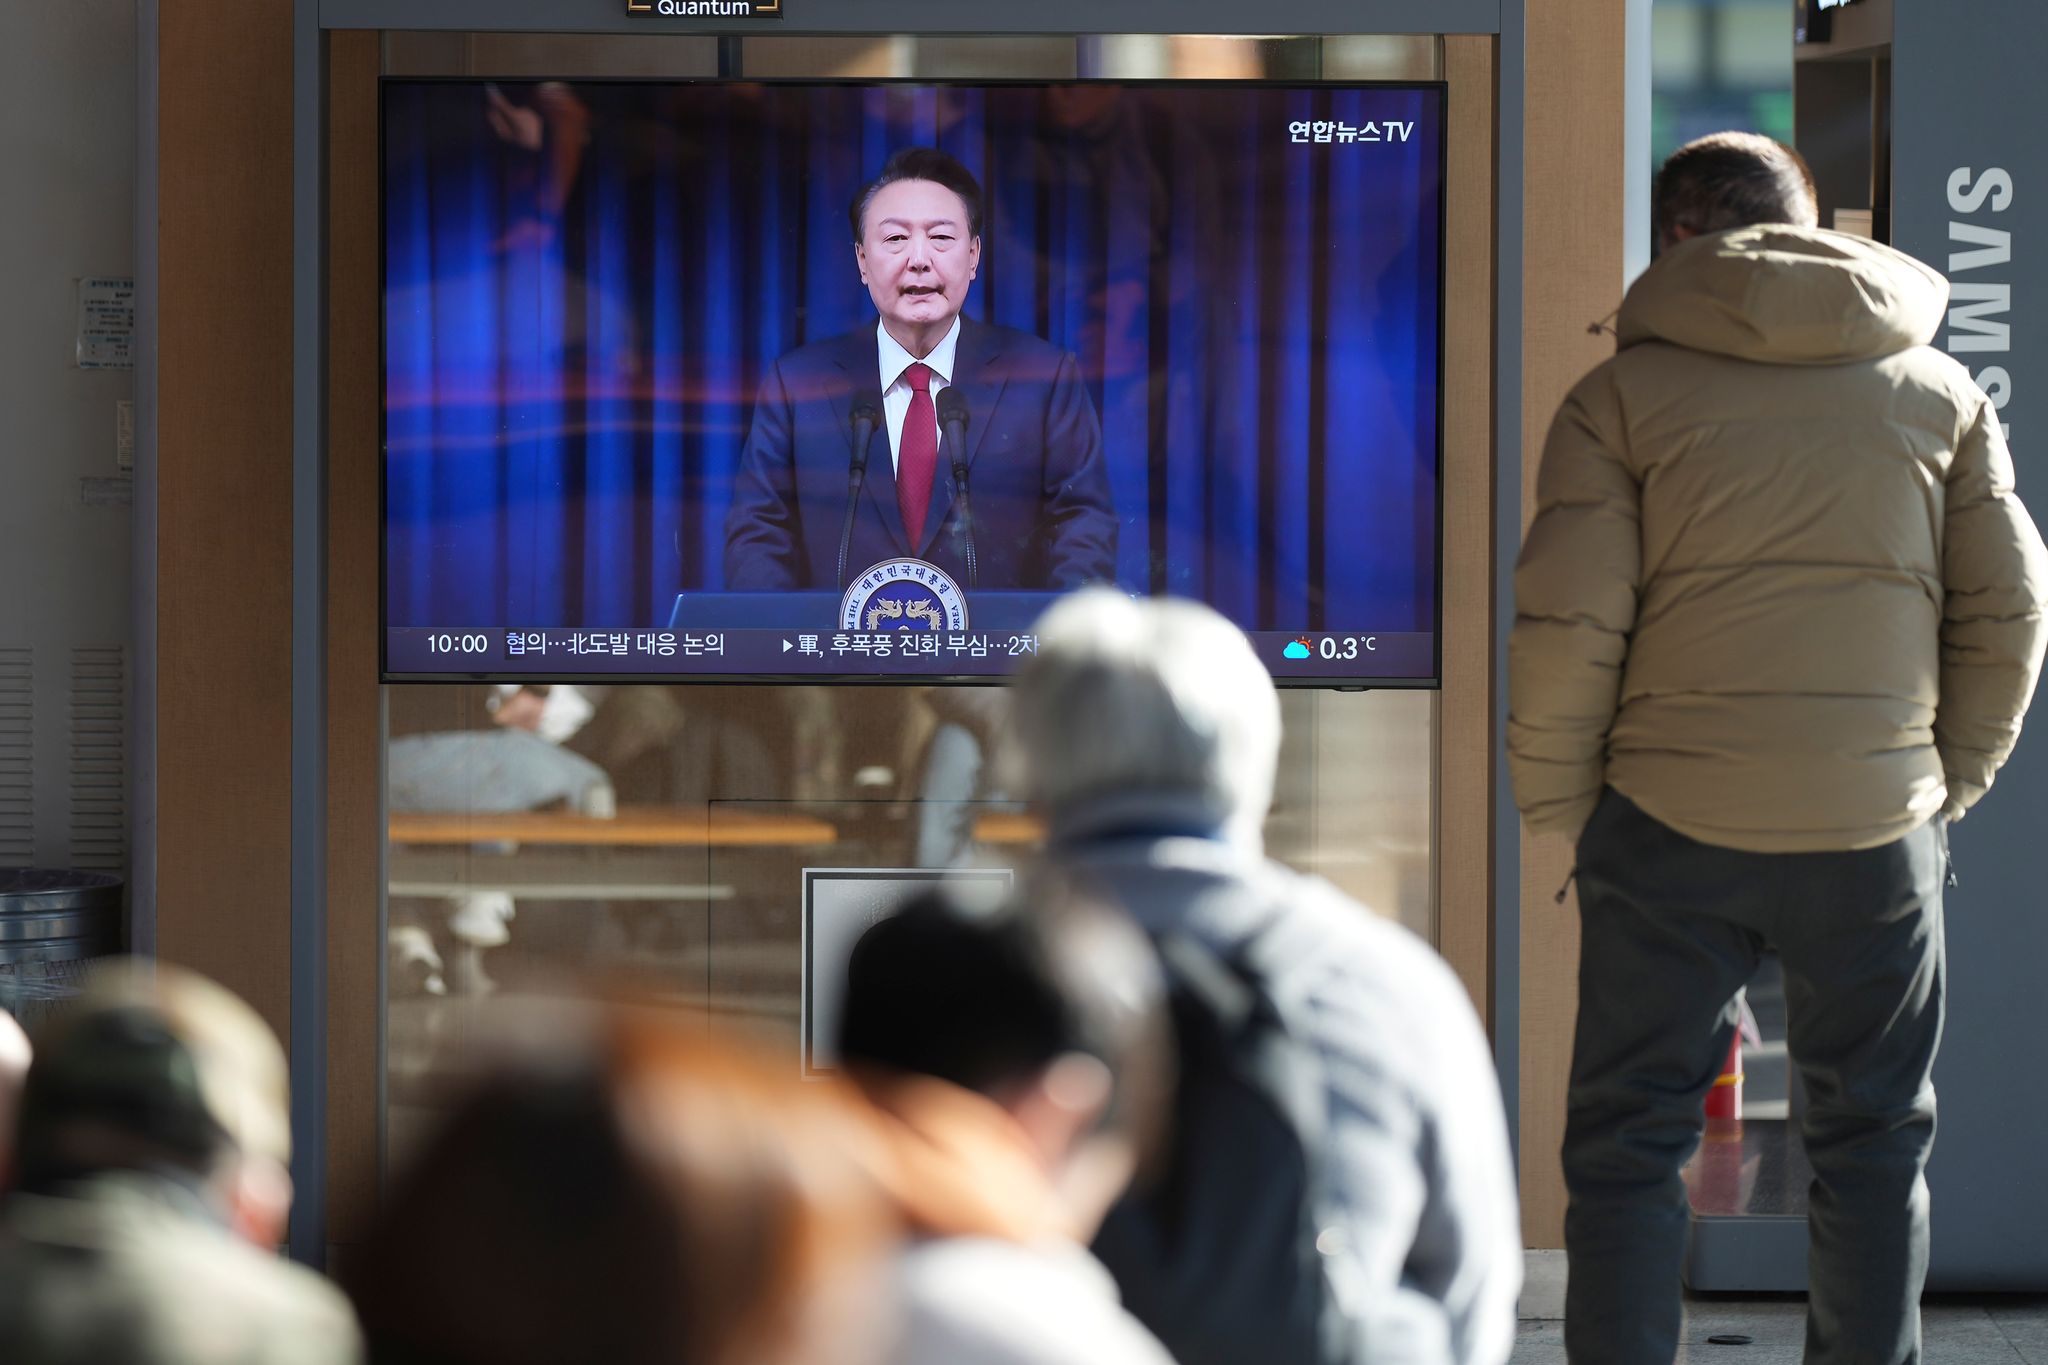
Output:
[0, 0, 136, 873]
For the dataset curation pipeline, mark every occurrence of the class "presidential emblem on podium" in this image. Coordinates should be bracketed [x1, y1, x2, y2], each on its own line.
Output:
[839, 559, 969, 633]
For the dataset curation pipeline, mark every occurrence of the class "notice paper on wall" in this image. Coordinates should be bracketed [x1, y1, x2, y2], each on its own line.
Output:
[75, 277, 135, 370]
[78, 476, 133, 507]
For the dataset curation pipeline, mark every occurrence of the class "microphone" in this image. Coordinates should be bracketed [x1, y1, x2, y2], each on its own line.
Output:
[936, 387, 977, 590]
[837, 397, 881, 591]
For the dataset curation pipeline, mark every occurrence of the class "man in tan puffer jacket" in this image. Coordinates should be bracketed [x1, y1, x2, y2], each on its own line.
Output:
[1510, 133, 2048, 1365]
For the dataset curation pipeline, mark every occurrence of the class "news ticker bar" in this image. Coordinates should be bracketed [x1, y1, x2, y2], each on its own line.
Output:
[385, 628, 1436, 679]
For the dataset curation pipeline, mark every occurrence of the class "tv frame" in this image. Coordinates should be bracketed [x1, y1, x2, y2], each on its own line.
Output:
[375, 74, 1451, 690]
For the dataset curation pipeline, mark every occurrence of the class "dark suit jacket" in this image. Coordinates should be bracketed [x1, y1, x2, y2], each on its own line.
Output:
[722, 319, 1117, 591]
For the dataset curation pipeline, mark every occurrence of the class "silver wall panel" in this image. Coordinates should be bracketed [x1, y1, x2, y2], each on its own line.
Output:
[1893, 0, 2048, 1291]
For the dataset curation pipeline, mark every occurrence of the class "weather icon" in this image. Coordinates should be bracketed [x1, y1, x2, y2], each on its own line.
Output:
[1283, 636, 1313, 660]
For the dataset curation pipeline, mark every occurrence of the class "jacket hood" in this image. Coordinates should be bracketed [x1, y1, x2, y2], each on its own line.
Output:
[1617, 225, 1948, 365]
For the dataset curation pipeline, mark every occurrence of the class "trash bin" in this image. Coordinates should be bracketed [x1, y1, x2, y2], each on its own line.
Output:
[0, 869, 124, 1029]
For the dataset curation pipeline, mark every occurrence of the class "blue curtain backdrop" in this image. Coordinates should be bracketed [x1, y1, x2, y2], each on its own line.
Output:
[384, 81, 1443, 633]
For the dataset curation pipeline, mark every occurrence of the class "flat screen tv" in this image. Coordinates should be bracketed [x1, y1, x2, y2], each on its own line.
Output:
[381, 78, 1445, 683]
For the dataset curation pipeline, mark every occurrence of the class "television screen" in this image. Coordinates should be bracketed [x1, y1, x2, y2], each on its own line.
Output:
[382, 79, 1445, 683]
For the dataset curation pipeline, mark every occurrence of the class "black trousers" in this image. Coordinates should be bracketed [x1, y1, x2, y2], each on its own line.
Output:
[1561, 789, 1947, 1365]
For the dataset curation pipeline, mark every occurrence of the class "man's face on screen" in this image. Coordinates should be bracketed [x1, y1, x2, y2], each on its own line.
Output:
[856, 178, 981, 352]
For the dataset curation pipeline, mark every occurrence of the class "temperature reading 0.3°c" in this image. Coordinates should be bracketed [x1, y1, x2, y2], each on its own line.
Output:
[1319, 635, 1376, 660]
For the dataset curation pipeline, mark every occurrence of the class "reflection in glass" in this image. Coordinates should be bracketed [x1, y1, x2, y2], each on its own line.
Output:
[383, 680, 1434, 1158]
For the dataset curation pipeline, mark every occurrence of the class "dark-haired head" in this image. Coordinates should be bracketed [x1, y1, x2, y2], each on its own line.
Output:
[836, 882, 1170, 1203]
[851, 147, 985, 353]
[1653, 131, 1819, 255]
[849, 147, 984, 244]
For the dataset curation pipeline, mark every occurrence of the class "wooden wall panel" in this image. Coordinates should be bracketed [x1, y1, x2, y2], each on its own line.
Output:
[1438, 35, 1497, 1030]
[327, 28, 383, 1245]
[154, 0, 295, 1042]
[1518, 0, 1631, 1248]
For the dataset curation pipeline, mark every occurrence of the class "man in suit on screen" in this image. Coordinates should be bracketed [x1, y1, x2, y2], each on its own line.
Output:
[722, 147, 1117, 592]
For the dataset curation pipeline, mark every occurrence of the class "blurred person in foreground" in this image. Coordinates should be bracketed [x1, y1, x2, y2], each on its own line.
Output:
[0, 959, 361, 1365]
[1010, 590, 1521, 1365]
[345, 1010, 891, 1365]
[837, 885, 1177, 1365]
[0, 1001, 30, 1178]
[1509, 132, 2048, 1365]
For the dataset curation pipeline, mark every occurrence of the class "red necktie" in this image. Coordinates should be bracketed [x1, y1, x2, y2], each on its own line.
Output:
[898, 361, 938, 547]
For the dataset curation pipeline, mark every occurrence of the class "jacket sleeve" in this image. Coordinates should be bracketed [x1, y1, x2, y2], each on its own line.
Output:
[721, 359, 805, 590]
[1935, 394, 2048, 820]
[1037, 349, 1118, 587]
[1316, 1066, 1458, 1363]
[1508, 371, 1641, 839]
[1311, 946, 1522, 1365]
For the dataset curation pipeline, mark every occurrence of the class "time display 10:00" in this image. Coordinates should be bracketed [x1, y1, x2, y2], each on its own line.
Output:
[425, 633, 491, 655]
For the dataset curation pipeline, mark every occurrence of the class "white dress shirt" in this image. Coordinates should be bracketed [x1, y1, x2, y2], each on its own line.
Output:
[877, 316, 960, 476]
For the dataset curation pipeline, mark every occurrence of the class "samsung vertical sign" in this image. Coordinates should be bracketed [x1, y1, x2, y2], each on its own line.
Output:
[1944, 168, 2015, 440]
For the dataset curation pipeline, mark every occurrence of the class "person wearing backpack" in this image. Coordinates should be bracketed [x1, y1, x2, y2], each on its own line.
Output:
[1010, 590, 1522, 1365]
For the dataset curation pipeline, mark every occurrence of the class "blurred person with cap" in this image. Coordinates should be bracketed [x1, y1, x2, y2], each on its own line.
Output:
[346, 1009, 892, 1365]
[0, 958, 361, 1364]
[837, 883, 1177, 1365]
[1010, 589, 1521, 1365]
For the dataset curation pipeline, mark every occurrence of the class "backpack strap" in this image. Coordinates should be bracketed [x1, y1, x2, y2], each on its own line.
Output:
[1148, 869, 1333, 1203]
[1154, 931, 1258, 1034]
